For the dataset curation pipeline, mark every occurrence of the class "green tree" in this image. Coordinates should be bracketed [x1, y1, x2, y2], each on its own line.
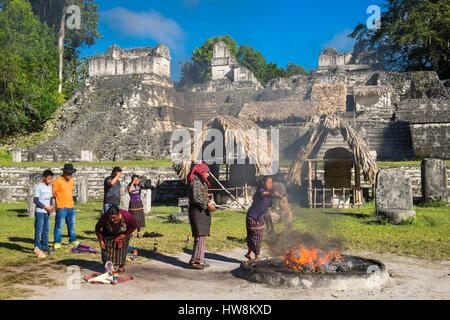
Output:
[0, 0, 59, 137]
[180, 35, 238, 85]
[351, 0, 450, 79]
[237, 45, 267, 82]
[28, 0, 100, 96]
[285, 63, 308, 76]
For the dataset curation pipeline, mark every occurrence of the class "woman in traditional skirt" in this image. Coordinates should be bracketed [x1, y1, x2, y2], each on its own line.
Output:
[188, 162, 216, 270]
[128, 175, 145, 238]
[95, 205, 137, 273]
[245, 176, 281, 261]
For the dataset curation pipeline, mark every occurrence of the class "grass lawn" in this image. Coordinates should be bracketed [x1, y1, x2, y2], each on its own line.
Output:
[0, 200, 449, 298]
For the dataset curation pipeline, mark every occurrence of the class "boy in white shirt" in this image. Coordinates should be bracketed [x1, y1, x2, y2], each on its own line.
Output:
[33, 170, 55, 258]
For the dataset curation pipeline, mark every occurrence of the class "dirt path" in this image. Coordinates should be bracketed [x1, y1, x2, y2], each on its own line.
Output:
[24, 249, 450, 300]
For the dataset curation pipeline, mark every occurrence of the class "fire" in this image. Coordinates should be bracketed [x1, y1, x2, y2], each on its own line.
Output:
[283, 246, 343, 273]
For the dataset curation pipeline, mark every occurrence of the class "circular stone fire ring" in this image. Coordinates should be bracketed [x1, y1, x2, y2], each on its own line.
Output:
[237, 255, 389, 290]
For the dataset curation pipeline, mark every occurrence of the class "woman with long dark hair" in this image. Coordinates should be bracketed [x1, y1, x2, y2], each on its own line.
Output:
[245, 176, 281, 261]
[187, 162, 216, 270]
[128, 175, 146, 238]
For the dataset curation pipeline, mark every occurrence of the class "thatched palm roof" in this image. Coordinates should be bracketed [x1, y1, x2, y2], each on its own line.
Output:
[238, 100, 318, 123]
[172, 115, 275, 181]
[288, 115, 378, 185]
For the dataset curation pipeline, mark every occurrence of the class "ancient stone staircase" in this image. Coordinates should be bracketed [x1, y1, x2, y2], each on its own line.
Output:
[359, 121, 415, 160]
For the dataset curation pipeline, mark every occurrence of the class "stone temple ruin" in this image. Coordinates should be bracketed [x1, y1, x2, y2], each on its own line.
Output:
[24, 43, 449, 166]
[88, 44, 171, 79]
[211, 41, 261, 87]
[318, 47, 371, 72]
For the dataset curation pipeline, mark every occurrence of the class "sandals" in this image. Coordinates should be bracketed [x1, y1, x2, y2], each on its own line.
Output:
[190, 263, 205, 270]
[244, 253, 252, 261]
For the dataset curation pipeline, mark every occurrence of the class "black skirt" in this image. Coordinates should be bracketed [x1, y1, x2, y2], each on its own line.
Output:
[129, 199, 145, 229]
[188, 205, 211, 237]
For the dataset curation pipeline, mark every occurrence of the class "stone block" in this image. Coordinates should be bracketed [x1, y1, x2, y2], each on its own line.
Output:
[76, 176, 88, 205]
[11, 149, 22, 163]
[80, 150, 94, 162]
[421, 159, 447, 203]
[141, 189, 152, 215]
[0, 188, 13, 204]
[376, 168, 416, 224]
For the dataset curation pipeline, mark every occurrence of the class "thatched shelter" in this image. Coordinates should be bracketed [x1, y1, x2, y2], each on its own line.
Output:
[288, 115, 378, 208]
[173, 115, 275, 184]
[238, 100, 318, 126]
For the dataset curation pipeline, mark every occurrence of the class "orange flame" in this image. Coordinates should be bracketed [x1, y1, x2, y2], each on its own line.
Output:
[283, 246, 342, 273]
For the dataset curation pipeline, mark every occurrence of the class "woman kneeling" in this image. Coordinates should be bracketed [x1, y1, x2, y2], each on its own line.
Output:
[95, 205, 137, 273]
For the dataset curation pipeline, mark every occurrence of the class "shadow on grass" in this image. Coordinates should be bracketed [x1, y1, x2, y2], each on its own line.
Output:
[5, 208, 29, 217]
[321, 211, 371, 219]
[0, 242, 33, 254]
[56, 259, 104, 272]
[8, 237, 34, 244]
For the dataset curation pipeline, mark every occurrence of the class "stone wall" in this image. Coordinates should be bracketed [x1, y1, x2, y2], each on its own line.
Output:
[409, 123, 450, 159]
[0, 166, 178, 203]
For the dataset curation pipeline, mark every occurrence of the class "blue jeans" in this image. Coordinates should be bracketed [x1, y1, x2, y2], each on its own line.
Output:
[54, 208, 77, 244]
[34, 211, 50, 251]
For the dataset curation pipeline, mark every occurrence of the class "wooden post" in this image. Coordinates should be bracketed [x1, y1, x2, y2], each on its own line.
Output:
[354, 163, 362, 207]
[308, 160, 313, 208]
[313, 188, 317, 209]
[342, 187, 345, 208]
[322, 188, 326, 208]
[332, 188, 335, 208]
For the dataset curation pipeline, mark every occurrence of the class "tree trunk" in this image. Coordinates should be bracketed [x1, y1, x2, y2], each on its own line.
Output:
[58, 9, 66, 94]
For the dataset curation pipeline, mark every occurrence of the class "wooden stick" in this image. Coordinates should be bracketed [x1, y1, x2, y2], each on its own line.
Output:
[209, 172, 247, 210]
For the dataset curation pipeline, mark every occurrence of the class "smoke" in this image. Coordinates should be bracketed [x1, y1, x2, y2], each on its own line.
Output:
[266, 214, 345, 257]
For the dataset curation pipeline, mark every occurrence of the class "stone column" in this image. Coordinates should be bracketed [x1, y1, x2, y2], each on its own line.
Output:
[375, 168, 416, 224]
[80, 150, 94, 162]
[11, 149, 22, 163]
[421, 159, 447, 203]
[76, 176, 88, 205]
[27, 173, 42, 216]
[142, 189, 152, 215]
[121, 185, 130, 211]
[0, 188, 13, 204]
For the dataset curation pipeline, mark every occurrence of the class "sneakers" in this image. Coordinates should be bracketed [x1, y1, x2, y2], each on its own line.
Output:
[70, 241, 80, 247]
[53, 241, 79, 250]
[34, 247, 47, 259]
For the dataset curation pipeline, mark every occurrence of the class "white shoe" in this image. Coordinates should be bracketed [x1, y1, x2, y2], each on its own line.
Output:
[34, 247, 47, 258]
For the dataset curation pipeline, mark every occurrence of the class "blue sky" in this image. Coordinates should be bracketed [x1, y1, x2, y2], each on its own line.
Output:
[81, 0, 385, 80]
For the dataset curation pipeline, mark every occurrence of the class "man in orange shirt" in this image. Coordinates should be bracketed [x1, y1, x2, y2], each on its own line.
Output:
[53, 164, 79, 249]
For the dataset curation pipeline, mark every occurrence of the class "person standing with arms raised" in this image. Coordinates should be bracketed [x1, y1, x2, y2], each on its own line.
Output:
[103, 167, 123, 214]
[53, 164, 79, 249]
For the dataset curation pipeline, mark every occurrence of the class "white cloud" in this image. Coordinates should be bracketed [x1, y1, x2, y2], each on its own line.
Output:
[103, 7, 186, 50]
[323, 29, 355, 52]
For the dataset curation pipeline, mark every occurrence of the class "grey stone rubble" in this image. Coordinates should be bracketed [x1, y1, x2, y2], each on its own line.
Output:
[375, 168, 416, 224]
